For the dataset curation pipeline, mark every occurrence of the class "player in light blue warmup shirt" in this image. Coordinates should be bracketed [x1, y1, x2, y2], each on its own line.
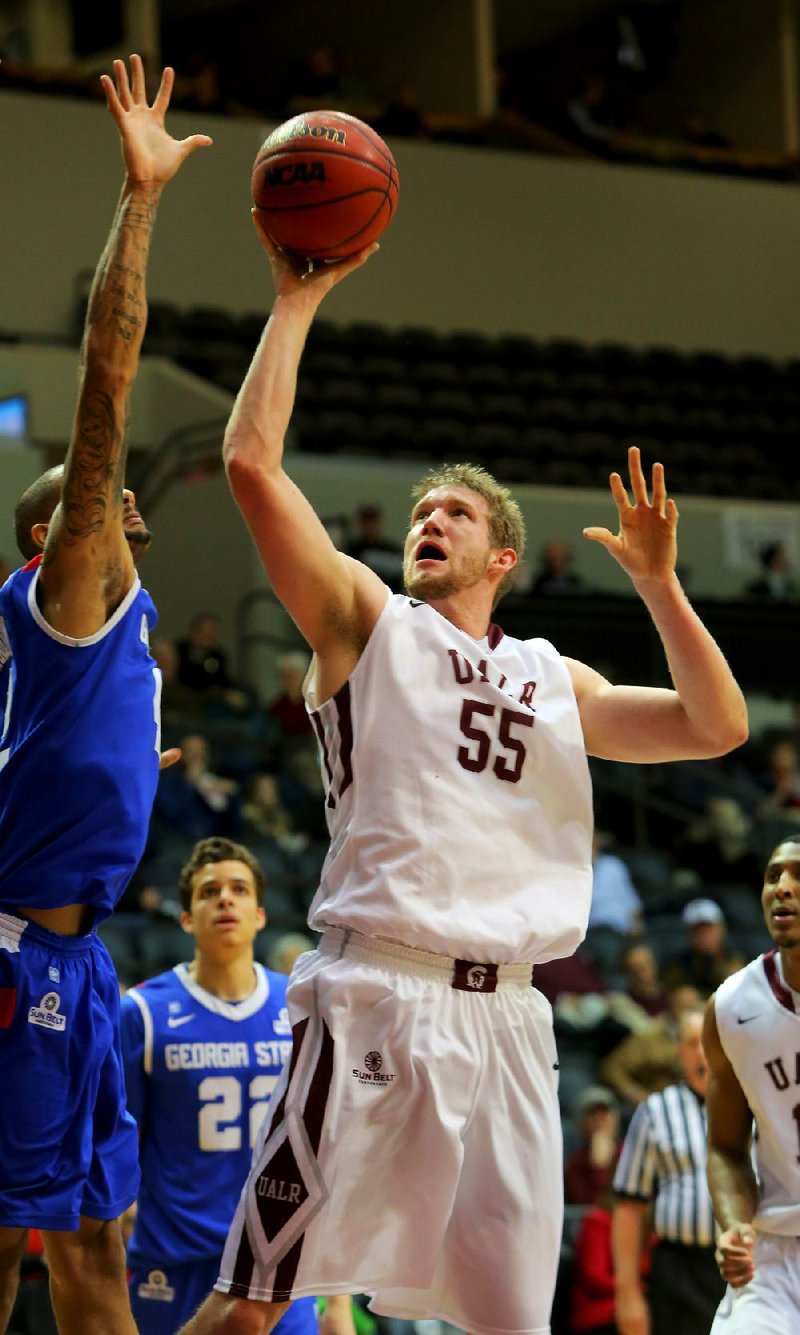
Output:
[0, 56, 211, 1335]
[121, 838, 318, 1335]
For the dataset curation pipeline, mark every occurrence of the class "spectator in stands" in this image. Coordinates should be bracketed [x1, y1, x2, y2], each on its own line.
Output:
[176, 611, 250, 715]
[676, 794, 762, 888]
[268, 931, 315, 975]
[564, 72, 619, 153]
[284, 44, 345, 114]
[530, 537, 584, 596]
[241, 771, 293, 843]
[618, 939, 668, 1020]
[571, 1188, 654, 1335]
[0, 554, 12, 585]
[151, 637, 204, 720]
[267, 650, 313, 741]
[746, 539, 799, 601]
[588, 829, 643, 934]
[756, 735, 800, 823]
[154, 733, 239, 840]
[681, 107, 730, 149]
[346, 502, 403, 588]
[565, 1086, 622, 1207]
[660, 898, 743, 995]
[374, 83, 430, 139]
[138, 882, 182, 924]
[599, 983, 701, 1107]
[171, 49, 225, 114]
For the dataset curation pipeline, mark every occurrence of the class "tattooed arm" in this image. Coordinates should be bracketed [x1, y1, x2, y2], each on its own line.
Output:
[40, 56, 211, 637]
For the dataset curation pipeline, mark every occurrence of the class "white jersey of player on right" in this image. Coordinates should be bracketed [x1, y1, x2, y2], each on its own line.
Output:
[714, 950, 800, 1236]
[304, 590, 593, 964]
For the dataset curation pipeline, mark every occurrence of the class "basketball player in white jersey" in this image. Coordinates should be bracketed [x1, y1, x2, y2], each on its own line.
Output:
[705, 838, 800, 1334]
[178, 221, 747, 1335]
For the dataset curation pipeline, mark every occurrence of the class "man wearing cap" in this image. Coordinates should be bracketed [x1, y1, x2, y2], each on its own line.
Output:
[565, 1086, 622, 1206]
[661, 898, 744, 996]
[611, 1005, 724, 1335]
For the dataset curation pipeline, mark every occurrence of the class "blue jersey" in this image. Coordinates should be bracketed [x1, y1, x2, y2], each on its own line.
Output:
[121, 962, 292, 1265]
[0, 558, 160, 920]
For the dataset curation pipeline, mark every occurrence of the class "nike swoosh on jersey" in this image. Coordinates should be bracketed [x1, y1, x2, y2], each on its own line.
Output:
[737, 1014, 759, 1024]
[167, 1013, 196, 1028]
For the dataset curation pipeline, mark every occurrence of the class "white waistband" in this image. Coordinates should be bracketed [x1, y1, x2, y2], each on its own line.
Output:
[319, 926, 535, 990]
[0, 911, 27, 954]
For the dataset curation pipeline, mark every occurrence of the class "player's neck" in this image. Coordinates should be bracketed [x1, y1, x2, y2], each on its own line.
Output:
[427, 590, 494, 641]
[189, 951, 258, 1001]
[778, 945, 800, 994]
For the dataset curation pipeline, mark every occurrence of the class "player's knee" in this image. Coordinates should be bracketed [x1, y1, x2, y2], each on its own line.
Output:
[0, 1227, 27, 1273]
[197, 1292, 279, 1334]
[44, 1217, 127, 1286]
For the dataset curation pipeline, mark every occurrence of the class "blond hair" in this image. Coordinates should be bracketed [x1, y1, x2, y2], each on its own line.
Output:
[410, 462, 525, 604]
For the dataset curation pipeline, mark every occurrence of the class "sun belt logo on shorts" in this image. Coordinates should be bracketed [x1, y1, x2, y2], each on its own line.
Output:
[136, 1270, 175, 1303]
[466, 965, 488, 989]
[352, 1049, 395, 1086]
[28, 991, 66, 1031]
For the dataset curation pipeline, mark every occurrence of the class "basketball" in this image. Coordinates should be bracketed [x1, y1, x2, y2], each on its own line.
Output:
[251, 111, 400, 262]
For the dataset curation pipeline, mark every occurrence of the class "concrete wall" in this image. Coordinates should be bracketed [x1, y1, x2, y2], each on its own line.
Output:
[4, 89, 800, 356]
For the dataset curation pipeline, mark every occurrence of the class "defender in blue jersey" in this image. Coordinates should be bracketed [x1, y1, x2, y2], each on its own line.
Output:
[0, 57, 211, 1335]
[121, 838, 317, 1335]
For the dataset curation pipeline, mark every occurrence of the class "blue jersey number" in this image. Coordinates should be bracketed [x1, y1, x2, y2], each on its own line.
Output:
[197, 1075, 278, 1150]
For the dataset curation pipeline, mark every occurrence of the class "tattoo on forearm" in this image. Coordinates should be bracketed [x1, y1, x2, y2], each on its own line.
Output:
[61, 185, 160, 549]
[59, 390, 123, 547]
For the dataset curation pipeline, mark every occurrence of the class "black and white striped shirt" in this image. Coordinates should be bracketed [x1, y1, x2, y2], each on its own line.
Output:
[613, 1082, 716, 1246]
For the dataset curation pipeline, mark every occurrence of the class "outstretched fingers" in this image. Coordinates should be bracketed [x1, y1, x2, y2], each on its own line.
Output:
[627, 444, 650, 507]
[153, 64, 175, 117]
[608, 471, 632, 513]
[112, 57, 133, 110]
[178, 132, 214, 159]
[583, 525, 617, 552]
[129, 52, 147, 104]
[651, 459, 668, 515]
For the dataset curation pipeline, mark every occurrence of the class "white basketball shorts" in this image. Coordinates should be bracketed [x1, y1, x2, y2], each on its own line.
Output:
[710, 1232, 800, 1335]
[216, 928, 563, 1335]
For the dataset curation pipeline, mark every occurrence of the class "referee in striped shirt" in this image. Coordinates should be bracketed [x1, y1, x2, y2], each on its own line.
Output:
[611, 1006, 724, 1335]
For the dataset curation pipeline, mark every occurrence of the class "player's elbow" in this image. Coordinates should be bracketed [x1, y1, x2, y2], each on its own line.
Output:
[705, 710, 749, 757]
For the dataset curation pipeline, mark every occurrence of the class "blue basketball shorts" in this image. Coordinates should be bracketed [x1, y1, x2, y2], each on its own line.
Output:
[130, 1257, 318, 1335]
[0, 910, 140, 1230]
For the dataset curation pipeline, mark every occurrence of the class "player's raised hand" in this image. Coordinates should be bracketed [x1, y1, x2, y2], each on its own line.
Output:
[583, 445, 678, 585]
[716, 1224, 755, 1288]
[100, 54, 212, 187]
[251, 208, 378, 300]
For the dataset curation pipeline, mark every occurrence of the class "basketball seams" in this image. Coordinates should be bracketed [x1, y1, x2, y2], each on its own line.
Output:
[254, 146, 395, 181]
[282, 198, 392, 256]
[257, 185, 398, 214]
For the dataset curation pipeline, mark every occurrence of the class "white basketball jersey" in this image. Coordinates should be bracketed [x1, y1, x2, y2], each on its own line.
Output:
[715, 952, 800, 1235]
[304, 591, 593, 963]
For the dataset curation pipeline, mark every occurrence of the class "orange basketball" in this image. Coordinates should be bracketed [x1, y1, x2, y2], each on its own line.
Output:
[251, 110, 399, 262]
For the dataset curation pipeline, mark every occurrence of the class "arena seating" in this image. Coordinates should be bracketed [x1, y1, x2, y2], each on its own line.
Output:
[125, 300, 799, 500]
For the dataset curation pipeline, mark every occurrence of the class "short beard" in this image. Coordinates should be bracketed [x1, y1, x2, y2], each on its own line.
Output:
[126, 528, 152, 559]
[404, 551, 488, 603]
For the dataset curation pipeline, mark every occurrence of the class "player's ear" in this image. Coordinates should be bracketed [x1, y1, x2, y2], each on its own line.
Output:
[256, 906, 266, 932]
[490, 547, 517, 577]
[31, 521, 49, 551]
[180, 910, 195, 935]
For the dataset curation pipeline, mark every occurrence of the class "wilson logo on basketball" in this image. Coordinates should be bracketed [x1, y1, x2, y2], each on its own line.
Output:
[262, 162, 326, 188]
[297, 121, 347, 145]
[364, 1050, 382, 1072]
